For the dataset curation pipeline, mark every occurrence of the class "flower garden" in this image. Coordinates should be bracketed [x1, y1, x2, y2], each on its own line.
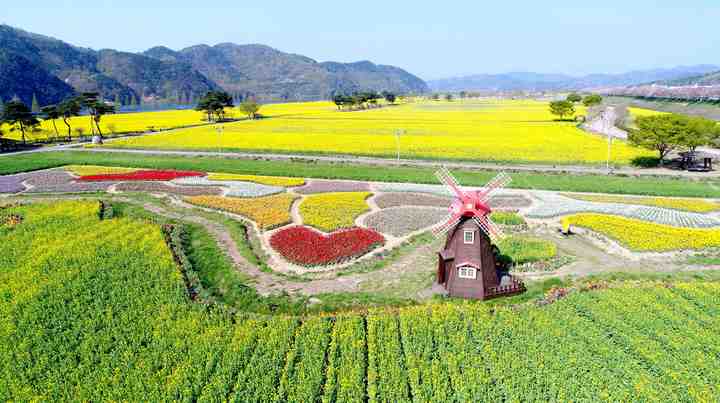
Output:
[562, 213, 720, 252]
[2, 202, 718, 402]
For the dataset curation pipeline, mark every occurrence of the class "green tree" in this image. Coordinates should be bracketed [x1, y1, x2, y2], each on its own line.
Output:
[431, 93, 440, 101]
[239, 99, 261, 119]
[31, 93, 40, 113]
[80, 92, 115, 138]
[628, 114, 689, 162]
[549, 100, 575, 120]
[196, 91, 234, 122]
[383, 92, 396, 104]
[57, 96, 83, 141]
[445, 93, 454, 101]
[583, 94, 603, 107]
[40, 105, 61, 138]
[0, 100, 40, 144]
[566, 93, 582, 103]
[681, 116, 720, 153]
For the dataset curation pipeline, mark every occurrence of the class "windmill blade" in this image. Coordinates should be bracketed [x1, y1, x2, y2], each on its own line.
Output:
[478, 172, 512, 202]
[435, 167, 467, 199]
[473, 216, 505, 242]
[431, 212, 463, 238]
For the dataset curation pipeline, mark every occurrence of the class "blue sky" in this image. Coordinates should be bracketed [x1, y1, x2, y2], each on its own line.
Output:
[2, 1, 718, 79]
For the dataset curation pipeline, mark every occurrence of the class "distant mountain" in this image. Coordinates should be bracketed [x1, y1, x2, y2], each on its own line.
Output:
[0, 24, 428, 107]
[428, 65, 720, 92]
[142, 44, 428, 100]
[654, 70, 720, 86]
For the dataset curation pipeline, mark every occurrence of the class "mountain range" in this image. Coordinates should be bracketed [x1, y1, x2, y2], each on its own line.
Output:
[0, 25, 428, 107]
[428, 65, 720, 92]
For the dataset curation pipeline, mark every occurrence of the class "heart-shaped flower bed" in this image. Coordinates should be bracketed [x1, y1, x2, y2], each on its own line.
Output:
[79, 170, 205, 182]
[270, 226, 385, 266]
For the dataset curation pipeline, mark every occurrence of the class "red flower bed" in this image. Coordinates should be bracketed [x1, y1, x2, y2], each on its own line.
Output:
[270, 225, 385, 266]
[78, 170, 205, 182]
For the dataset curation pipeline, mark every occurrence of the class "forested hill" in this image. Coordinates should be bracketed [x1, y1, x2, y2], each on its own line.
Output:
[0, 25, 428, 107]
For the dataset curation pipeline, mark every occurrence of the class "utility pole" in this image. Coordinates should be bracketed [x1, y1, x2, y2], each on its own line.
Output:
[215, 124, 224, 154]
[394, 129, 405, 165]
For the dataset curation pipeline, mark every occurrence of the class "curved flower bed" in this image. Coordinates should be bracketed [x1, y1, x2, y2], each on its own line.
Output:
[295, 180, 370, 194]
[207, 173, 305, 187]
[374, 192, 451, 209]
[174, 177, 284, 197]
[527, 193, 720, 228]
[79, 170, 205, 182]
[64, 165, 139, 176]
[562, 213, 720, 251]
[115, 182, 224, 196]
[363, 207, 447, 237]
[0, 175, 27, 194]
[186, 193, 297, 230]
[299, 192, 372, 232]
[22, 170, 75, 186]
[561, 193, 720, 213]
[270, 225, 385, 266]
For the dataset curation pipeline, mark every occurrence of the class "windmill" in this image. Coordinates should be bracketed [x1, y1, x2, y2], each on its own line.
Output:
[432, 167, 525, 300]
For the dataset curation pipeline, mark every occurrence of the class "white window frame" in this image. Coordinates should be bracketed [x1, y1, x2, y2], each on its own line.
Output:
[463, 230, 475, 244]
[458, 266, 477, 280]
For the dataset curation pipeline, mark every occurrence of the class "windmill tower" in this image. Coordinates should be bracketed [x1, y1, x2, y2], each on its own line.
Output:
[432, 168, 526, 300]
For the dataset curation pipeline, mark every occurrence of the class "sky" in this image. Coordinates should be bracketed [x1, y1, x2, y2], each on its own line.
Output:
[2, 0, 719, 80]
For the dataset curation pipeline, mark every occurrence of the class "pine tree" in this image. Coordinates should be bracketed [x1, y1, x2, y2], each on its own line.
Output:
[31, 94, 40, 113]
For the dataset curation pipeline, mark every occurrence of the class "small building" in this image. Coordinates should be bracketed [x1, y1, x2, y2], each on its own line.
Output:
[437, 218, 525, 300]
[679, 150, 718, 172]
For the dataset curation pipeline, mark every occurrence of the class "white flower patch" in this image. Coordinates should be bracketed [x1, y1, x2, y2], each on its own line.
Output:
[173, 177, 284, 198]
[527, 192, 720, 228]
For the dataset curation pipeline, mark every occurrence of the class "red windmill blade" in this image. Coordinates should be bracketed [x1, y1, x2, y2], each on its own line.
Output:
[431, 168, 511, 242]
[477, 172, 512, 203]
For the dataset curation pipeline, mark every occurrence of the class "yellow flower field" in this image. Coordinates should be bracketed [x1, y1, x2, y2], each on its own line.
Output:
[186, 193, 297, 229]
[3, 109, 213, 142]
[207, 173, 305, 187]
[101, 100, 654, 165]
[300, 191, 372, 232]
[561, 213, 720, 251]
[562, 193, 720, 213]
[64, 165, 139, 176]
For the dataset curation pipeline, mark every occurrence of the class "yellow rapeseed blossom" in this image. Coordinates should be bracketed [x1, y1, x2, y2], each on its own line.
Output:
[563, 193, 720, 213]
[300, 192, 372, 232]
[186, 193, 297, 230]
[101, 100, 654, 165]
[207, 173, 305, 187]
[64, 165, 140, 176]
[561, 213, 720, 251]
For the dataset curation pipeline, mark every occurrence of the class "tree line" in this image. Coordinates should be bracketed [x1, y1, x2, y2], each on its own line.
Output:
[195, 91, 261, 122]
[0, 92, 115, 144]
[332, 91, 397, 111]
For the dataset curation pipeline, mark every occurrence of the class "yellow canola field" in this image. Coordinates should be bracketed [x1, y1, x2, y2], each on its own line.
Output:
[104, 100, 654, 165]
[3, 109, 212, 142]
[561, 213, 720, 251]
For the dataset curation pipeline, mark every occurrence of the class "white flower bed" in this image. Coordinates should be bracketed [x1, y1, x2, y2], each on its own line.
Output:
[363, 207, 447, 237]
[172, 177, 284, 197]
[527, 192, 720, 228]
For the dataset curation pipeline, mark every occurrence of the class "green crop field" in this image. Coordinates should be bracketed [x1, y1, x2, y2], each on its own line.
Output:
[2, 200, 719, 401]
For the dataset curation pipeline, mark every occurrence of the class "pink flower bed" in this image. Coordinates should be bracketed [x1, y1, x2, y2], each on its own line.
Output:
[270, 225, 385, 266]
[78, 170, 205, 182]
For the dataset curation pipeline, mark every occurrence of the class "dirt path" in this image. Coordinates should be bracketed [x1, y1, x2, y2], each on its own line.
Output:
[129, 198, 440, 297]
